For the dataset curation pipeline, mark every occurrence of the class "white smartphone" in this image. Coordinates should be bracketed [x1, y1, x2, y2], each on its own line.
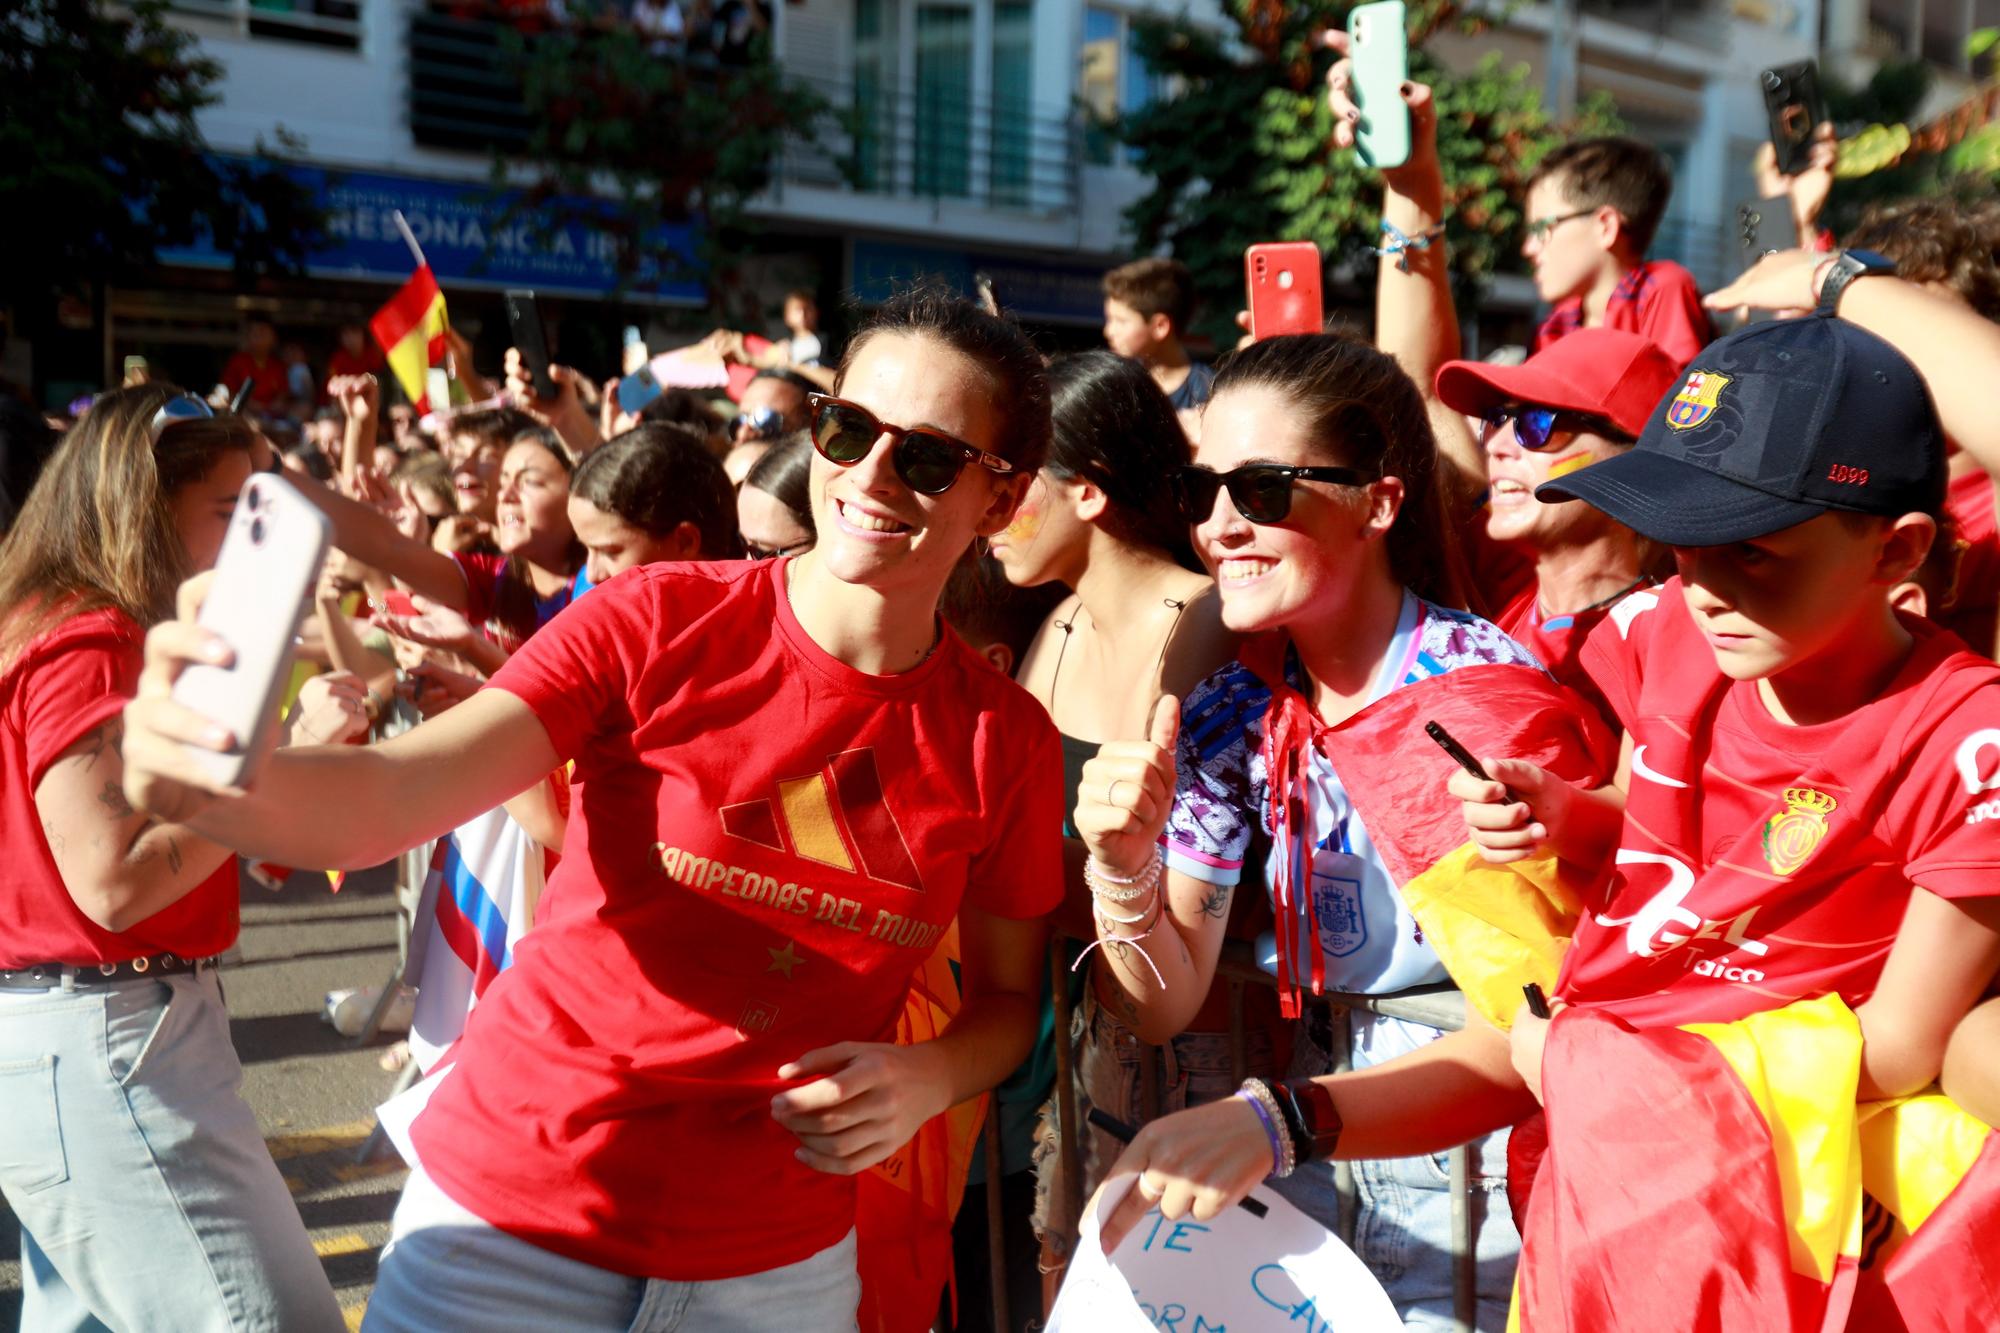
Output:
[171, 473, 332, 788]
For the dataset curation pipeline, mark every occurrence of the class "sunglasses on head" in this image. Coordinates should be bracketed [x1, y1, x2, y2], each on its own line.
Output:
[1169, 462, 1378, 525]
[1480, 405, 1627, 452]
[148, 395, 215, 446]
[806, 393, 1015, 496]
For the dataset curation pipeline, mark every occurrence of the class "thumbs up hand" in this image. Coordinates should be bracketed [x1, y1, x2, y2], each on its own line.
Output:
[1073, 694, 1180, 876]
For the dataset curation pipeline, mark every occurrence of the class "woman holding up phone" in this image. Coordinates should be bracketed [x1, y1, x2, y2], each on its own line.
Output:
[0, 387, 363, 1331]
[120, 291, 1065, 1331]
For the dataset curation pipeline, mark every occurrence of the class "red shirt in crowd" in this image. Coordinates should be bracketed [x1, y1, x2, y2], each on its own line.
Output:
[1533, 260, 1713, 371]
[1495, 582, 1654, 732]
[409, 559, 1064, 1279]
[0, 609, 238, 969]
[452, 551, 573, 656]
[1555, 579, 2000, 1027]
[220, 351, 288, 409]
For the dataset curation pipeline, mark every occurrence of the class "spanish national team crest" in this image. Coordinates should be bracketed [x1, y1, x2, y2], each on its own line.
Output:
[1666, 370, 1730, 430]
[1762, 787, 1836, 876]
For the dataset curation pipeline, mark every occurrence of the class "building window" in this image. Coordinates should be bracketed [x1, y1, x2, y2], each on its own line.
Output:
[172, 0, 362, 50]
[991, 0, 1033, 206]
[1081, 5, 1158, 166]
[914, 4, 973, 197]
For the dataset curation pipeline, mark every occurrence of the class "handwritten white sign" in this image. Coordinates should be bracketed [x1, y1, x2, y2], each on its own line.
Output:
[1049, 1173, 1403, 1333]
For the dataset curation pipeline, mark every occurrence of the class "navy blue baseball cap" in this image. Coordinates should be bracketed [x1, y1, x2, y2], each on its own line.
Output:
[1536, 313, 1945, 546]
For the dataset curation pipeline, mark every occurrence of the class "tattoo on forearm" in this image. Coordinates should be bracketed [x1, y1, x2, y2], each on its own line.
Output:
[40, 817, 65, 865]
[1198, 884, 1231, 920]
[97, 780, 135, 820]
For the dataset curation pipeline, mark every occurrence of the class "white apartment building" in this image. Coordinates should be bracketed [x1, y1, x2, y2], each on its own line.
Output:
[108, 0, 1989, 375]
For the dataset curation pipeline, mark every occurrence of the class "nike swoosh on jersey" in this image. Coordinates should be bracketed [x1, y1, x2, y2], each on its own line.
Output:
[1630, 744, 1689, 789]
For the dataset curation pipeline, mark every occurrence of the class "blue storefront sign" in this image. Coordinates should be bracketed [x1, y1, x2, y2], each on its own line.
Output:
[161, 159, 706, 305]
[851, 239, 1105, 325]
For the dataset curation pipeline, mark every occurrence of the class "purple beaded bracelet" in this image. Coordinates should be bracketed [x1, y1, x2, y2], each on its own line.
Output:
[1235, 1088, 1284, 1176]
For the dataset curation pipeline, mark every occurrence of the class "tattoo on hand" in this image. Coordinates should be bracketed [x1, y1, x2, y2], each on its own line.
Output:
[97, 780, 135, 820]
[1198, 885, 1231, 920]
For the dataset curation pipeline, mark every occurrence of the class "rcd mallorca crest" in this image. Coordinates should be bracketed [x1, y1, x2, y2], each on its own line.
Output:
[1762, 787, 1836, 876]
[1666, 370, 1730, 430]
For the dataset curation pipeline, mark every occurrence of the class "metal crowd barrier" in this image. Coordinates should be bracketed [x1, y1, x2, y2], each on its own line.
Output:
[972, 935, 1479, 1333]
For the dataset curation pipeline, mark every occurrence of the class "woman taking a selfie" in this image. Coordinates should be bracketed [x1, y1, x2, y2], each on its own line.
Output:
[0, 386, 358, 1331]
[120, 292, 1064, 1330]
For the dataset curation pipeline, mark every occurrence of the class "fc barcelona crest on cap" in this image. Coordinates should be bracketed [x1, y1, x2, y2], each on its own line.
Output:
[1762, 787, 1836, 876]
[1666, 370, 1730, 431]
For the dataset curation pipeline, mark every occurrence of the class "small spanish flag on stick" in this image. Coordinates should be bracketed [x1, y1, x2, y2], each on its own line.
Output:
[368, 212, 452, 412]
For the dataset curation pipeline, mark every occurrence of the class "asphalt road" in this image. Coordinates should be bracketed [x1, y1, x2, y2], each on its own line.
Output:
[0, 862, 409, 1330]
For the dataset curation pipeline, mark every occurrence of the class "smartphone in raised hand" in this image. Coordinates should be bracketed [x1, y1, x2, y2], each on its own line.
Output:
[1244, 241, 1324, 341]
[172, 474, 332, 787]
[503, 288, 558, 399]
[1348, 1, 1410, 170]
[1761, 60, 1824, 177]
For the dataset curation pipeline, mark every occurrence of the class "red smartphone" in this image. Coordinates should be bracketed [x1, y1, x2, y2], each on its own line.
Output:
[1245, 242, 1324, 341]
[376, 590, 420, 618]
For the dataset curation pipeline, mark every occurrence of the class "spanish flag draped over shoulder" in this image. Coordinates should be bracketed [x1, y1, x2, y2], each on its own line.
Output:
[855, 924, 988, 1333]
[1242, 637, 1616, 1027]
[1515, 994, 2000, 1332]
[369, 265, 450, 412]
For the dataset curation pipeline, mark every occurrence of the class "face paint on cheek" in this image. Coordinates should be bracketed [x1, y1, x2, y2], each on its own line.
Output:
[1544, 451, 1595, 482]
[998, 487, 1046, 546]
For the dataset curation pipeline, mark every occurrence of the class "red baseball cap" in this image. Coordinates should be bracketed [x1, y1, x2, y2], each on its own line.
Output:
[1434, 329, 1682, 440]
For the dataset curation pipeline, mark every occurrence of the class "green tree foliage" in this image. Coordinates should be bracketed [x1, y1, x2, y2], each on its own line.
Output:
[500, 15, 826, 306]
[1115, 0, 1617, 342]
[0, 0, 319, 312]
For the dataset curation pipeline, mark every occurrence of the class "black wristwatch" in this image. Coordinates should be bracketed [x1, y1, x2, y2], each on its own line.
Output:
[1277, 1078, 1344, 1164]
[1816, 248, 1896, 315]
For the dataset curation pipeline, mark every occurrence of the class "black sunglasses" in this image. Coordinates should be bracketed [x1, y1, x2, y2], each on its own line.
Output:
[806, 393, 1015, 496]
[744, 539, 811, 560]
[1170, 463, 1378, 525]
[1480, 406, 1628, 452]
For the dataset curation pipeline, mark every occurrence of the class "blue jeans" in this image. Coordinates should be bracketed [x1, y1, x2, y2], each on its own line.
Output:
[1268, 1008, 1518, 1333]
[0, 968, 343, 1332]
[365, 1165, 862, 1332]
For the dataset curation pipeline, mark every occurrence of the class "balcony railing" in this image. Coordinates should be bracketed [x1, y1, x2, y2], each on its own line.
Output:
[408, 10, 534, 152]
[173, 0, 363, 49]
[779, 75, 1085, 217]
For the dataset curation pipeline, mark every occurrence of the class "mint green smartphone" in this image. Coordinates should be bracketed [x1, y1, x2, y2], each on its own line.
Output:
[1348, 0, 1410, 171]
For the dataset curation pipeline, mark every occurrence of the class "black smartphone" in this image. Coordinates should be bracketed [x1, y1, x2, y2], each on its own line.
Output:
[1736, 198, 1782, 266]
[1523, 982, 1552, 1020]
[503, 288, 558, 399]
[1760, 60, 1824, 177]
[1425, 720, 1491, 782]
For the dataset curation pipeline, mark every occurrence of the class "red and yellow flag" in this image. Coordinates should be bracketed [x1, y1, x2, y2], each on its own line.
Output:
[855, 924, 988, 1333]
[369, 265, 449, 412]
[1316, 664, 1617, 1030]
[1514, 994, 2000, 1332]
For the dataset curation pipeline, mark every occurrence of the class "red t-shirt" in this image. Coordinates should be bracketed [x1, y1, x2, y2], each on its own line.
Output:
[408, 559, 1064, 1280]
[452, 551, 573, 656]
[1533, 260, 1713, 371]
[1496, 583, 1653, 732]
[1558, 580, 2000, 1027]
[220, 351, 288, 409]
[1938, 465, 2000, 656]
[0, 609, 238, 969]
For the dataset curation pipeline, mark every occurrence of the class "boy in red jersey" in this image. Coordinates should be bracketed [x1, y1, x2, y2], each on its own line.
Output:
[1523, 139, 1713, 369]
